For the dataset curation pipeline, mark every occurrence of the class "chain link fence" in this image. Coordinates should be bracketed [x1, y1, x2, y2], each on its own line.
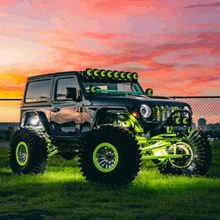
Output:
[170, 96, 220, 140]
[0, 96, 219, 150]
[0, 99, 21, 149]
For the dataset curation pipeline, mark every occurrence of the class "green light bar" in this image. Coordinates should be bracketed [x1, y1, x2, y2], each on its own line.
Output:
[126, 72, 132, 79]
[107, 70, 113, 78]
[120, 71, 126, 79]
[132, 72, 138, 80]
[85, 68, 93, 76]
[100, 69, 106, 77]
[83, 68, 138, 82]
[113, 71, 119, 78]
[93, 69, 99, 77]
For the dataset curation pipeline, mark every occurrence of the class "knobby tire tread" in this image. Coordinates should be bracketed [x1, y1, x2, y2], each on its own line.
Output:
[79, 125, 141, 185]
[10, 127, 49, 175]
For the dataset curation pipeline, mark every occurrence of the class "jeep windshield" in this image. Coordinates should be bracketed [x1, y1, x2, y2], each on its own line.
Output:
[84, 82, 144, 96]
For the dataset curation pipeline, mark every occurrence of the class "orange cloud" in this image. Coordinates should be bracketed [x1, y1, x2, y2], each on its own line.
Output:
[0, 69, 44, 99]
[0, 26, 24, 35]
[92, 0, 170, 11]
[79, 32, 132, 41]
[0, 0, 17, 10]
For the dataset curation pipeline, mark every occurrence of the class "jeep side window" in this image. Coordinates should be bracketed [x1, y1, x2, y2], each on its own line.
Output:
[55, 77, 77, 101]
[25, 79, 51, 103]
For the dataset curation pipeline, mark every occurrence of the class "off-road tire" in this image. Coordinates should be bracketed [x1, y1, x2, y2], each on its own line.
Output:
[158, 131, 212, 175]
[79, 125, 141, 185]
[10, 127, 48, 175]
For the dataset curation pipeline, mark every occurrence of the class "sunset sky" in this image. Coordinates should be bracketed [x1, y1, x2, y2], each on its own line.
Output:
[1, 0, 220, 99]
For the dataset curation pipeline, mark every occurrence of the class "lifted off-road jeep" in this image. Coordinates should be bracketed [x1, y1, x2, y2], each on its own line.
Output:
[10, 69, 212, 185]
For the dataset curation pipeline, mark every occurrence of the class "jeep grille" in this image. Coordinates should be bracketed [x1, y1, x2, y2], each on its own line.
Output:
[152, 106, 181, 122]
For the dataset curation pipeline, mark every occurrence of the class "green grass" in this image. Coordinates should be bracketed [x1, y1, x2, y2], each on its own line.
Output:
[0, 140, 220, 220]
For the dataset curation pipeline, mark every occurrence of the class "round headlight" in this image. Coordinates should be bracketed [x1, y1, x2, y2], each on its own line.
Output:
[184, 106, 192, 115]
[140, 104, 151, 118]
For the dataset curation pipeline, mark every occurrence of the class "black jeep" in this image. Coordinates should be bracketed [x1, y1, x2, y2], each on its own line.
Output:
[9, 69, 212, 185]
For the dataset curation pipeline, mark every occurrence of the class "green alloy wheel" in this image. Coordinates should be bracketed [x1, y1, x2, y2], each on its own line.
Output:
[79, 125, 141, 185]
[93, 143, 119, 173]
[16, 141, 29, 166]
[158, 131, 212, 176]
[10, 127, 48, 175]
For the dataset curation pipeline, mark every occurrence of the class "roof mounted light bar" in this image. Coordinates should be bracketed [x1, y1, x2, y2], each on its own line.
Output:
[82, 68, 138, 82]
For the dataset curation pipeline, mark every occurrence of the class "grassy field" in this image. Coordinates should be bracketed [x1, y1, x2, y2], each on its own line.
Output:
[0, 141, 220, 220]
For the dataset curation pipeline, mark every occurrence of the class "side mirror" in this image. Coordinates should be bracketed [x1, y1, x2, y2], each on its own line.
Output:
[66, 87, 81, 101]
[145, 88, 153, 96]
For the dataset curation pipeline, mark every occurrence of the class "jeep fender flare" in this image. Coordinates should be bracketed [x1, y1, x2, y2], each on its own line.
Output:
[91, 106, 129, 129]
[21, 111, 54, 136]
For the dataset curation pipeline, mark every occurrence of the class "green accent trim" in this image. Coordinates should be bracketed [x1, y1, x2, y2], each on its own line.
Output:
[142, 155, 183, 160]
[167, 126, 173, 133]
[93, 143, 119, 173]
[85, 88, 142, 95]
[136, 136, 148, 144]
[136, 132, 193, 163]
[169, 142, 193, 168]
[47, 140, 58, 158]
[48, 149, 58, 158]
[188, 127, 192, 133]
[16, 141, 29, 166]
[126, 114, 144, 133]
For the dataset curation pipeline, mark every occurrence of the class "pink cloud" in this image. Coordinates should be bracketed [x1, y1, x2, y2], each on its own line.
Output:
[0, 0, 18, 10]
[0, 26, 24, 35]
[184, 2, 220, 9]
[1, 0, 220, 99]
[198, 31, 220, 41]
[94, 0, 169, 10]
[79, 32, 132, 41]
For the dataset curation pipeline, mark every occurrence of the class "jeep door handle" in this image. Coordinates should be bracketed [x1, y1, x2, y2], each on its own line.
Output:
[52, 107, 60, 113]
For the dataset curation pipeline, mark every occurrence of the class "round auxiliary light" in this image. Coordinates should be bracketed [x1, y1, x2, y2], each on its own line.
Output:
[93, 69, 99, 77]
[183, 117, 189, 125]
[140, 104, 151, 118]
[91, 86, 97, 93]
[113, 71, 119, 79]
[30, 116, 39, 126]
[100, 70, 106, 77]
[86, 68, 93, 77]
[132, 72, 138, 80]
[120, 71, 126, 79]
[175, 117, 181, 125]
[146, 88, 153, 96]
[107, 70, 113, 78]
[126, 72, 132, 79]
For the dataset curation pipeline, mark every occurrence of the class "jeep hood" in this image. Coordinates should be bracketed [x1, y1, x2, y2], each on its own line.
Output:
[89, 94, 189, 108]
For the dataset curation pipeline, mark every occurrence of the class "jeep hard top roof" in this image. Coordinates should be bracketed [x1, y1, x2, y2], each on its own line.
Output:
[27, 71, 82, 81]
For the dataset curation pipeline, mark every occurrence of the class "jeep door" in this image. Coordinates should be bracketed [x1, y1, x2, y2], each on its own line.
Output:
[51, 76, 82, 136]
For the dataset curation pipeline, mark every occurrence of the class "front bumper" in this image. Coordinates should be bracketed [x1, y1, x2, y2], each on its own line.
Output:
[146, 109, 192, 137]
